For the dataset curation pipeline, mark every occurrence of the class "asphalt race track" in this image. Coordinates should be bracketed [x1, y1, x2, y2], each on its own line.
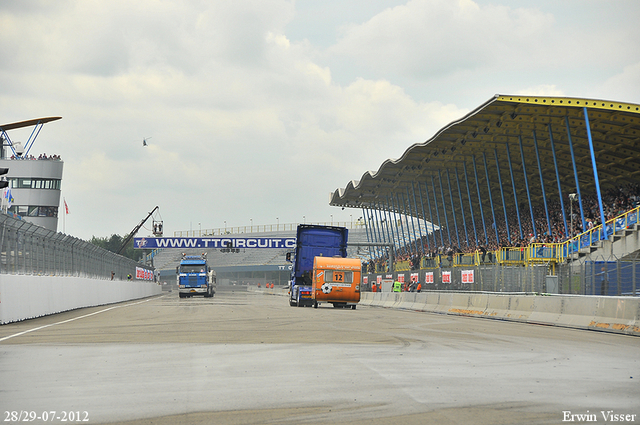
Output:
[1, 288, 638, 425]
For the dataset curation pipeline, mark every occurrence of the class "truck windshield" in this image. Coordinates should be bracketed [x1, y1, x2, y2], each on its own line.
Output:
[181, 265, 206, 273]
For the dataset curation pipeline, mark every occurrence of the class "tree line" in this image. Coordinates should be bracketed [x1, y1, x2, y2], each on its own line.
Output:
[89, 234, 143, 262]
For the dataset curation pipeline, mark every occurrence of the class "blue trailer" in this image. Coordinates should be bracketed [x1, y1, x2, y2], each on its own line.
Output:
[288, 224, 348, 307]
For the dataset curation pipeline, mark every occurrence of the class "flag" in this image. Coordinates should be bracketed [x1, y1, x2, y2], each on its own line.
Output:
[64, 198, 69, 214]
[4, 187, 13, 208]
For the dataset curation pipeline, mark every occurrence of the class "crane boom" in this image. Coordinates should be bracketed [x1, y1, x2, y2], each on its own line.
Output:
[118, 206, 159, 254]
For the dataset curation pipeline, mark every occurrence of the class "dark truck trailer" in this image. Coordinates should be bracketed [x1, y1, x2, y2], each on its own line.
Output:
[288, 224, 348, 307]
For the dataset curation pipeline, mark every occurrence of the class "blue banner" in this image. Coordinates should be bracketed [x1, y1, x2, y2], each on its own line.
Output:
[133, 237, 296, 250]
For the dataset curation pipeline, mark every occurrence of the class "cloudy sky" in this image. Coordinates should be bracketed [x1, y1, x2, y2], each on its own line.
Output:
[1, 0, 638, 240]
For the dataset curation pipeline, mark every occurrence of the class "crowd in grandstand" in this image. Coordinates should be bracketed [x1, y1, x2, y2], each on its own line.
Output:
[9, 153, 62, 160]
[364, 183, 640, 273]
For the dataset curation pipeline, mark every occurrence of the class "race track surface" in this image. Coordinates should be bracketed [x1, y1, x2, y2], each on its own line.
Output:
[1, 288, 638, 424]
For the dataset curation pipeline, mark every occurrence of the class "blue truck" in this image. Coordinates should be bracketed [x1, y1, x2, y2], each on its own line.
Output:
[176, 253, 216, 298]
[288, 224, 348, 307]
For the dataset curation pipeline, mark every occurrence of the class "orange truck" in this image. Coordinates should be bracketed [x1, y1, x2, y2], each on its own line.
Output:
[311, 256, 361, 309]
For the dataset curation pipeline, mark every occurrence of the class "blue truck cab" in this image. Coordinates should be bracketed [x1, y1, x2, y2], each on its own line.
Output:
[288, 224, 348, 307]
[176, 253, 216, 298]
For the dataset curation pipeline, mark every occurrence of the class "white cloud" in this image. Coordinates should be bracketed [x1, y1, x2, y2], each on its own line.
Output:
[0, 0, 638, 239]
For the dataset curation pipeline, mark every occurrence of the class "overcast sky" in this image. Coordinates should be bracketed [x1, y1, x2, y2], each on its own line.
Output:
[1, 0, 638, 240]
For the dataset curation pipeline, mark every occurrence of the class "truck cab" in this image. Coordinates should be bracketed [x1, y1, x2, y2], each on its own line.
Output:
[289, 225, 348, 307]
[176, 253, 216, 298]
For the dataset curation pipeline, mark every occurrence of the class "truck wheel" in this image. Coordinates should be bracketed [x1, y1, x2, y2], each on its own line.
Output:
[352, 305, 357, 310]
[314, 301, 318, 308]
[289, 299, 297, 307]
[179, 293, 185, 299]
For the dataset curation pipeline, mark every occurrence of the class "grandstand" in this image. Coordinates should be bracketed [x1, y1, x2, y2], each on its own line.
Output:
[151, 226, 371, 287]
[330, 95, 640, 294]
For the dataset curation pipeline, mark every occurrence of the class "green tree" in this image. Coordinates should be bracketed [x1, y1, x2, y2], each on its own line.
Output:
[89, 233, 144, 262]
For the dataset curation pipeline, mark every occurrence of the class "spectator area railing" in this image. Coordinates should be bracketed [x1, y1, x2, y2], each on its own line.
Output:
[374, 206, 640, 271]
[560, 206, 639, 261]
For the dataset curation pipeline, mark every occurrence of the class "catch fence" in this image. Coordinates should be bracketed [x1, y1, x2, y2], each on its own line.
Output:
[364, 253, 639, 296]
[0, 212, 153, 280]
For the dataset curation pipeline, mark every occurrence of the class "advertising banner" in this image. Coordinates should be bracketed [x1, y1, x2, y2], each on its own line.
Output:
[442, 270, 451, 283]
[133, 237, 296, 250]
[425, 271, 434, 283]
[136, 267, 154, 281]
[461, 269, 474, 283]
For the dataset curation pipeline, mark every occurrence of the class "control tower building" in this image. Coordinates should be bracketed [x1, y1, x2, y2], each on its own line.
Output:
[0, 117, 63, 232]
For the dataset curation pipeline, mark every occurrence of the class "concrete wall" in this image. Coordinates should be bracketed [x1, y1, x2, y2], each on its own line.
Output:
[249, 285, 640, 336]
[360, 292, 640, 336]
[0, 274, 162, 324]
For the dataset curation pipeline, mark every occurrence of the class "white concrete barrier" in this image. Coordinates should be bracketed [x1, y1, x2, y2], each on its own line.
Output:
[359, 292, 374, 306]
[362, 291, 640, 336]
[0, 274, 162, 324]
[589, 297, 640, 334]
[504, 295, 535, 322]
[447, 293, 488, 317]
[247, 285, 640, 336]
[398, 292, 416, 310]
[528, 296, 564, 325]
[410, 293, 428, 311]
[554, 296, 599, 329]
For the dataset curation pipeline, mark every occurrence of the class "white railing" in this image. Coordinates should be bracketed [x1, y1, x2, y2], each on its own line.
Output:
[173, 221, 366, 237]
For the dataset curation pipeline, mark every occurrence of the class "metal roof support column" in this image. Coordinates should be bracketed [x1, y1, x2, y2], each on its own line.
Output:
[493, 148, 511, 244]
[505, 143, 523, 240]
[399, 192, 415, 254]
[446, 169, 461, 248]
[454, 167, 470, 247]
[583, 107, 608, 240]
[423, 181, 438, 250]
[380, 205, 393, 252]
[404, 190, 420, 254]
[483, 151, 500, 246]
[381, 206, 394, 264]
[416, 181, 431, 252]
[533, 130, 553, 237]
[565, 116, 587, 234]
[518, 135, 537, 238]
[431, 175, 445, 248]
[462, 161, 479, 246]
[437, 170, 452, 247]
[548, 124, 569, 239]
[386, 196, 399, 251]
[361, 207, 374, 261]
[393, 194, 409, 254]
[472, 155, 489, 245]
[409, 184, 426, 255]
[366, 207, 378, 258]
[373, 206, 385, 257]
